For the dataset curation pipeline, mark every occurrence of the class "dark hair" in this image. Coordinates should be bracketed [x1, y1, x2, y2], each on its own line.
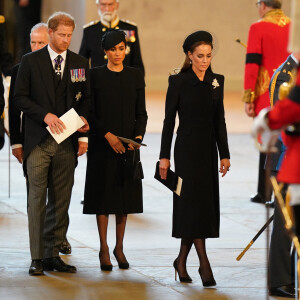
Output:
[180, 41, 213, 73]
[260, 0, 282, 9]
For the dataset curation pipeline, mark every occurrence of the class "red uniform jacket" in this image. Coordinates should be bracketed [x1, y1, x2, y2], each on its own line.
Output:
[244, 9, 290, 115]
[268, 67, 300, 183]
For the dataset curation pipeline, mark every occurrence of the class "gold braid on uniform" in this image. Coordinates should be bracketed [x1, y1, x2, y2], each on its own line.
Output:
[270, 71, 281, 107]
[242, 89, 255, 103]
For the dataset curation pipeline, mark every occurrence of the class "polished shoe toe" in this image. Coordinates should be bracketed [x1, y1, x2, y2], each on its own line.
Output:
[250, 193, 265, 204]
[59, 238, 72, 255]
[269, 285, 295, 298]
[43, 256, 77, 273]
[29, 259, 44, 276]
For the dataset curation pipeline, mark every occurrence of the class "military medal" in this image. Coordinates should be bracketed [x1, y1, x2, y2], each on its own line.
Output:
[124, 30, 136, 43]
[70, 69, 86, 82]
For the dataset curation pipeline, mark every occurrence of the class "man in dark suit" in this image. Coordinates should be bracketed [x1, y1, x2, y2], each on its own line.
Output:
[14, 12, 90, 276]
[9, 22, 72, 256]
[268, 53, 299, 298]
[79, 0, 144, 75]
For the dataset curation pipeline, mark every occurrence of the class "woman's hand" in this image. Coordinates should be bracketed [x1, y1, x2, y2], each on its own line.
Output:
[128, 136, 143, 150]
[219, 158, 231, 177]
[159, 158, 170, 180]
[105, 132, 126, 154]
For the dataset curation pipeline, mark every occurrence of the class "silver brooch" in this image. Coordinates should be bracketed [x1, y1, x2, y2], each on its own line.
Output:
[212, 78, 219, 89]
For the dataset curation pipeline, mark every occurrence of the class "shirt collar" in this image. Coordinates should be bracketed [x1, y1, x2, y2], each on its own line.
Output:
[101, 15, 120, 29]
[47, 45, 67, 63]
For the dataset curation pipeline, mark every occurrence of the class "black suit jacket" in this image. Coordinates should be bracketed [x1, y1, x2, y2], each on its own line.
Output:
[9, 63, 24, 146]
[14, 46, 90, 159]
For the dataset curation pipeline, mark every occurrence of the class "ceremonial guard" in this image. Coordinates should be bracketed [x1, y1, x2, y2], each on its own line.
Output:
[267, 53, 299, 298]
[242, 0, 290, 204]
[253, 1, 300, 296]
[79, 0, 144, 75]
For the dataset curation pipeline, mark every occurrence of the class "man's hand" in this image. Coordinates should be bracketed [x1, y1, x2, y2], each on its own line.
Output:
[78, 141, 88, 157]
[12, 148, 24, 164]
[19, 0, 29, 7]
[78, 116, 90, 133]
[245, 103, 256, 117]
[105, 132, 126, 154]
[159, 158, 170, 180]
[44, 113, 66, 134]
[252, 108, 279, 153]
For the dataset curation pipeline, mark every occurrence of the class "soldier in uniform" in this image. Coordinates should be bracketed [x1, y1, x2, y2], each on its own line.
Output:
[79, 0, 144, 75]
[254, 63, 300, 297]
[267, 53, 299, 298]
[242, 0, 290, 204]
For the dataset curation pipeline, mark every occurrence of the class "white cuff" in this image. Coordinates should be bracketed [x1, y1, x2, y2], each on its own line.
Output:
[78, 137, 88, 143]
[289, 185, 300, 206]
[11, 144, 23, 149]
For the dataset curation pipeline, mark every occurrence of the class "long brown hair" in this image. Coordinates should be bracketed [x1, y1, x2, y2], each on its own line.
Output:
[180, 41, 213, 73]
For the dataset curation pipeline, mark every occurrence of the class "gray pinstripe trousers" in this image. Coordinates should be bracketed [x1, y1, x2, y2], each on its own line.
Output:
[26, 135, 76, 259]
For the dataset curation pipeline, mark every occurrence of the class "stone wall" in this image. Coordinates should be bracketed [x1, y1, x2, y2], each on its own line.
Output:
[42, 0, 292, 91]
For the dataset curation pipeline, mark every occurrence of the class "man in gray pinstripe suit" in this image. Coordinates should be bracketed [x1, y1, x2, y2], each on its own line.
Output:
[14, 12, 90, 275]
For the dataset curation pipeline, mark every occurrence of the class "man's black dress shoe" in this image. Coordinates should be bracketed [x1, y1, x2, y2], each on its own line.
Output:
[250, 193, 265, 204]
[29, 259, 44, 276]
[59, 238, 72, 255]
[43, 256, 77, 273]
[269, 285, 295, 298]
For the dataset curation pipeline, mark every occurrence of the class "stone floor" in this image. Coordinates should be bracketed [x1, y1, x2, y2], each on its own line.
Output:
[0, 92, 288, 299]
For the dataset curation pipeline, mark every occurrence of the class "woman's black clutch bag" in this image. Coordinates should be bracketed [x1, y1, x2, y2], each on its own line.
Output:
[154, 161, 182, 196]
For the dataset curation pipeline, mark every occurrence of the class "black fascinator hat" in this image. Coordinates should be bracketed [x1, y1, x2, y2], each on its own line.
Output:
[182, 31, 213, 54]
[101, 29, 127, 50]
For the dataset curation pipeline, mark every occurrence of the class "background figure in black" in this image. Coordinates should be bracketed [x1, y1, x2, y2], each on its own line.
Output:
[0, 72, 4, 115]
[14, 0, 42, 62]
[0, 15, 13, 76]
[268, 53, 299, 298]
[159, 31, 230, 286]
[83, 30, 147, 271]
[79, 0, 144, 75]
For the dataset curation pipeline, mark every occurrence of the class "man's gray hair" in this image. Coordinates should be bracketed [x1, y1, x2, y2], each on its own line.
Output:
[96, 0, 119, 3]
[260, 0, 282, 9]
[30, 23, 48, 35]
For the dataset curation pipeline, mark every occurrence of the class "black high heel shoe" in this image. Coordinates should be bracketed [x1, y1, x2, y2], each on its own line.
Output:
[198, 267, 216, 287]
[113, 249, 129, 269]
[173, 259, 192, 283]
[99, 251, 113, 271]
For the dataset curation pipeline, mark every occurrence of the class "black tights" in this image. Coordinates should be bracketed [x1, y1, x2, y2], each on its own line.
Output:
[176, 238, 214, 281]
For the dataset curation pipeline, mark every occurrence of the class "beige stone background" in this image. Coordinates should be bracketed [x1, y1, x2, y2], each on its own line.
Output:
[40, 0, 292, 91]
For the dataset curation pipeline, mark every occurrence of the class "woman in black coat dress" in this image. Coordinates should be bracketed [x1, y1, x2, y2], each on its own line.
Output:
[83, 30, 147, 271]
[159, 31, 230, 286]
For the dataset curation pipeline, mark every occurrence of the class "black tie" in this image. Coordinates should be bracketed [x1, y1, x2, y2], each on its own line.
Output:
[54, 55, 63, 87]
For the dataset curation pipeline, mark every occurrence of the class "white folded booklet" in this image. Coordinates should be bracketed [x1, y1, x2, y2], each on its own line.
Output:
[46, 108, 85, 144]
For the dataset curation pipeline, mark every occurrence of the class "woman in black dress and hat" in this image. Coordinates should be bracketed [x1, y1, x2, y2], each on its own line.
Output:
[83, 30, 147, 271]
[159, 31, 230, 286]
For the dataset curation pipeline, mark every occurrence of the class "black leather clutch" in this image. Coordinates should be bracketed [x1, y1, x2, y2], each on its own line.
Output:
[154, 161, 182, 196]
